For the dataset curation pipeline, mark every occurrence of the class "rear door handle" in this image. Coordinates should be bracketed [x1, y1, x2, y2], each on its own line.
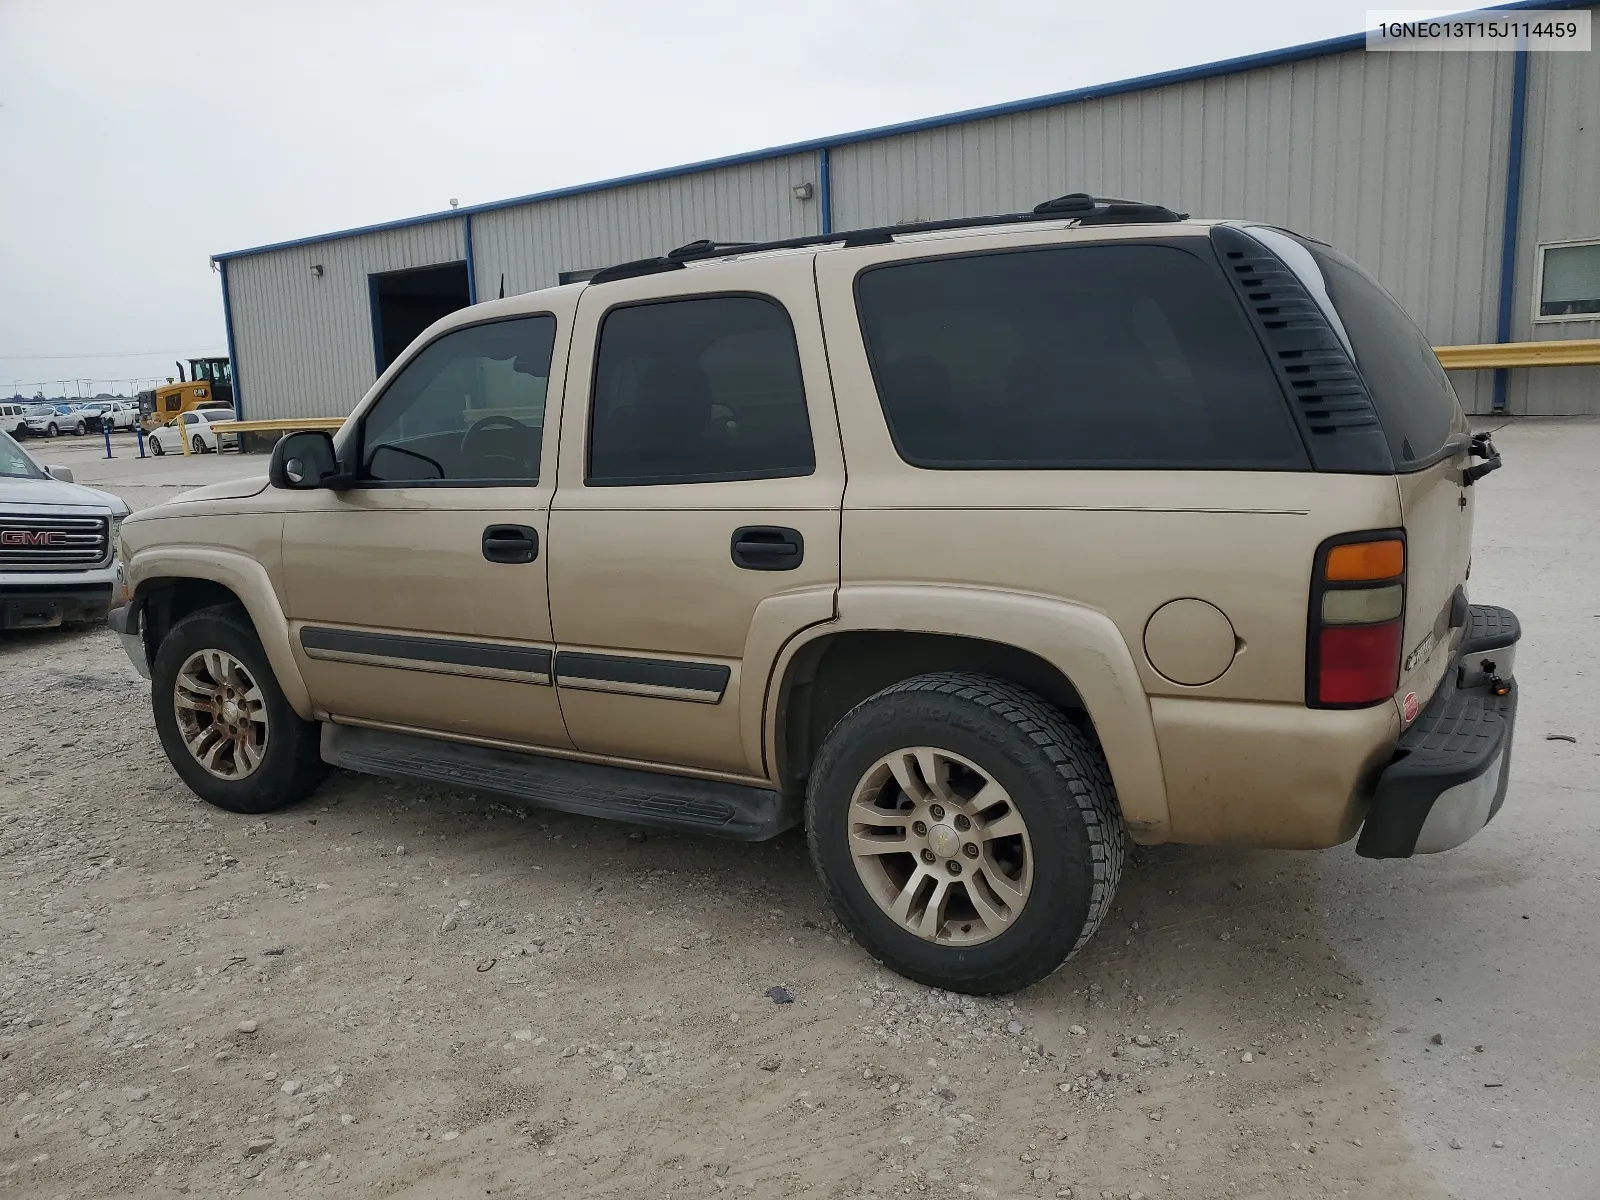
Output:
[483, 524, 539, 564]
[731, 525, 804, 571]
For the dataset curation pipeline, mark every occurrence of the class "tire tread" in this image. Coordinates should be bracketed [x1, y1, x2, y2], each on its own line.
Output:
[806, 671, 1126, 992]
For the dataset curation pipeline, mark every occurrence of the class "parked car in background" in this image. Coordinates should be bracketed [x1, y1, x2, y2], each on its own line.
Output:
[80, 400, 139, 431]
[1, 404, 28, 438]
[147, 406, 238, 455]
[1, 428, 129, 630]
[22, 403, 91, 438]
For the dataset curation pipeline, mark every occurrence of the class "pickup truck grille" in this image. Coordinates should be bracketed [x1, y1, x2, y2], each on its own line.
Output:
[0, 515, 110, 570]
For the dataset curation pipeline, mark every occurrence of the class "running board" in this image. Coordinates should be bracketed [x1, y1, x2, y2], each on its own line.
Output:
[320, 723, 799, 842]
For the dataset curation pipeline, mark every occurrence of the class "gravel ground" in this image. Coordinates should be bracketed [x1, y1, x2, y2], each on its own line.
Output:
[0, 632, 1436, 1200]
[2, 424, 1592, 1199]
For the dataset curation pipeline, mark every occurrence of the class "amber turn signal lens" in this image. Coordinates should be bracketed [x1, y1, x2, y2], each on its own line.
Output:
[1325, 539, 1405, 582]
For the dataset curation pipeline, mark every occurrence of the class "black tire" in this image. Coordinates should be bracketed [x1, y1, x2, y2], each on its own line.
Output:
[151, 436, 165, 456]
[191, 435, 205, 454]
[74, 421, 86, 435]
[806, 672, 1124, 994]
[151, 605, 327, 814]
[46, 423, 58, 437]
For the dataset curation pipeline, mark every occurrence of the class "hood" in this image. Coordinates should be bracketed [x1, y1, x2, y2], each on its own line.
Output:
[0, 474, 128, 514]
[169, 475, 270, 505]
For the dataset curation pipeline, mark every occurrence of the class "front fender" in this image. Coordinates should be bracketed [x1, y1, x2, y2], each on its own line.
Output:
[766, 584, 1171, 843]
[128, 545, 312, 719]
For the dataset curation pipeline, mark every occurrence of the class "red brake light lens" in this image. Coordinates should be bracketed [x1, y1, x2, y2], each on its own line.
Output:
[1317, 622, 1403, 705]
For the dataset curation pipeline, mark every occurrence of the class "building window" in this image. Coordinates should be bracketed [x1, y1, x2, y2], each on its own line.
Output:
[1536, 240, 1600, 320]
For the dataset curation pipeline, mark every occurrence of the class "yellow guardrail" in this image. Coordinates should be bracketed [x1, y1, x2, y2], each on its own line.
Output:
[1435, 339, 1600, 370]
[222, 417, 346, 435]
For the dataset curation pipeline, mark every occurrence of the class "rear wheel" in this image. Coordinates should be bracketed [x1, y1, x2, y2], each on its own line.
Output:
[807, 672, 1124, 994]
[74, 420, 86, 435]
[151, 606, 326, 814]
[192, 435, 206, 454]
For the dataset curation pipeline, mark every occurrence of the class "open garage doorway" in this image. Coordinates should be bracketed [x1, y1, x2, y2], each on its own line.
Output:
[369, 262, 471, 374]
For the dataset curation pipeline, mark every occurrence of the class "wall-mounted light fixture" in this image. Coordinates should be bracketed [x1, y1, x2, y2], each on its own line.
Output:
[309, 264, 324, 277]
[791, 182, 814, 201]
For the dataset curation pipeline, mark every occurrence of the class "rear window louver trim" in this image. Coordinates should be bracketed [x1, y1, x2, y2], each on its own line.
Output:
[1209, 226, 1394, 474]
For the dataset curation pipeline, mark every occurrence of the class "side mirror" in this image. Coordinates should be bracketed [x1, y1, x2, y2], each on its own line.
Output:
[269, 430, 341, 490]
[46, 465, 74, 483]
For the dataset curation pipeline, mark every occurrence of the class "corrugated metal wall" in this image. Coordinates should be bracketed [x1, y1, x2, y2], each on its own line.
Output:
[471, 152, 821, 298]
[828, 49, 1514, 415]
[224, 16, 1600, 420]
[1508, 42, 1600, 416]
[227, 220, 464, 420]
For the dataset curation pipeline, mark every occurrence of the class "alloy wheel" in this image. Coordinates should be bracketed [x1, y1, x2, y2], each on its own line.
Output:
[172, 649, 270, 780]
[847, 746, 1034, 946]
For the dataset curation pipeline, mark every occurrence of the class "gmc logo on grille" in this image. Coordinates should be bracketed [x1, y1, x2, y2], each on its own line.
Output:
[1, 530, 64, 547]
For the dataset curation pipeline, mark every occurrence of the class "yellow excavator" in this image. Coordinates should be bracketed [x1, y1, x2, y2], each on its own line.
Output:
[139, 357, 234, 431]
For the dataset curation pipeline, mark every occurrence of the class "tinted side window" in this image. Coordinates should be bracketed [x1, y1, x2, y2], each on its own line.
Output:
[856, 244, 1308, 470]
[361, 316, 556, 484]
[587, 295, 815, 486]
[1302, 243, 1458, 468]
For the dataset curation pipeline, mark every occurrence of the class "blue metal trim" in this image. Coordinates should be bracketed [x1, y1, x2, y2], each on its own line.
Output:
[463, 215, 478, 304]
[218, 260, 243, 419]
[1493, 45, 1531, 414]
[367, 274, 386, 379]
[818, 147, 832, 236]
[210, 0, 1587, 265]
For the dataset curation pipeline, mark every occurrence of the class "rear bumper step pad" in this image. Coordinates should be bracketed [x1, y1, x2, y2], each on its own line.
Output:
[1357, 604, 1519, 859]
[320, 723, 799, 842]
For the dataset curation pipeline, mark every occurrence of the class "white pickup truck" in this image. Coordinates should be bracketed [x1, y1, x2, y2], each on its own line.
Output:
[0, 428, 130, 630]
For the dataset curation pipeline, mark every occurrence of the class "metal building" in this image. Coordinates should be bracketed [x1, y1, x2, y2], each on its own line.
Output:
[214, 1, 1599, 421]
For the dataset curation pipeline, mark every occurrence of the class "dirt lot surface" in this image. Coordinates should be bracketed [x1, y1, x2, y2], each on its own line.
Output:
[2, 423, 1594, 1199]
[0, 622, 1435, 1200]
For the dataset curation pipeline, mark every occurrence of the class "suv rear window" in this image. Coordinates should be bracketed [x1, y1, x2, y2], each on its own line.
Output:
[1300, 242, 1459, 468]
[854, 243, 1308, 471]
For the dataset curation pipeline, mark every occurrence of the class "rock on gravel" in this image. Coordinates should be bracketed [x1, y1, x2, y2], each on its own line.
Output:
[245, 1137, 275, 1156]
[237, 1019, 258, 1034]
[280, 1080, 302, 1096]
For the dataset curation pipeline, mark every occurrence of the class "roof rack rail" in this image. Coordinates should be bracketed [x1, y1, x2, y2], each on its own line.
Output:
[584, 193, 1188, 284]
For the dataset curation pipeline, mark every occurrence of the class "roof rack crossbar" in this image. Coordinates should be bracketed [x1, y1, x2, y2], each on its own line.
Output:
[584, 194, 1187, 284]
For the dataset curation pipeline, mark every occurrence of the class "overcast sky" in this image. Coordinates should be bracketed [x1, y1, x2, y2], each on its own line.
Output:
[0, 0, 1378, 398]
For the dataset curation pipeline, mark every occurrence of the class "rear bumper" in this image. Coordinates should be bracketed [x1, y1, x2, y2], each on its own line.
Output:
[1356, 604, 1520, 859]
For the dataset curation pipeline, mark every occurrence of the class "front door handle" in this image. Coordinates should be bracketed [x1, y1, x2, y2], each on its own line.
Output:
[731, 525, 804, 571]
[483, 524, 539, 564]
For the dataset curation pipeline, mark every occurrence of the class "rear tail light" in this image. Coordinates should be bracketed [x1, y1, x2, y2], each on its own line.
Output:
[1308, 531, 1406, 708]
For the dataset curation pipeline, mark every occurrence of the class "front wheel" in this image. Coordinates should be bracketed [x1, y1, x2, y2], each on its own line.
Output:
[150, 606, 327, 813]
[150, 435, 165, 455]
[807, 672, 1125, 994]
[46, 423, 59, 437]
[74, 421, 86, 435]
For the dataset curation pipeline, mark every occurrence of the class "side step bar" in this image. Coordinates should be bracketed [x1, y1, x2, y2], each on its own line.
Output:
[320, 723, 800, 842]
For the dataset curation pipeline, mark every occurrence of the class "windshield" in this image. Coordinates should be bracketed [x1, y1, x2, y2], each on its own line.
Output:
[0, 430, 44, 479]
[25, 404, 54, 416]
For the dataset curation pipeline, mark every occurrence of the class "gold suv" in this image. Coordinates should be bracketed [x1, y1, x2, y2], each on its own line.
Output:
[110, 195, 1519, 994]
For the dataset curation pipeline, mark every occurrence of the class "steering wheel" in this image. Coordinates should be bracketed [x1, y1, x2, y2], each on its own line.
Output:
[460, 414, 533, 476]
